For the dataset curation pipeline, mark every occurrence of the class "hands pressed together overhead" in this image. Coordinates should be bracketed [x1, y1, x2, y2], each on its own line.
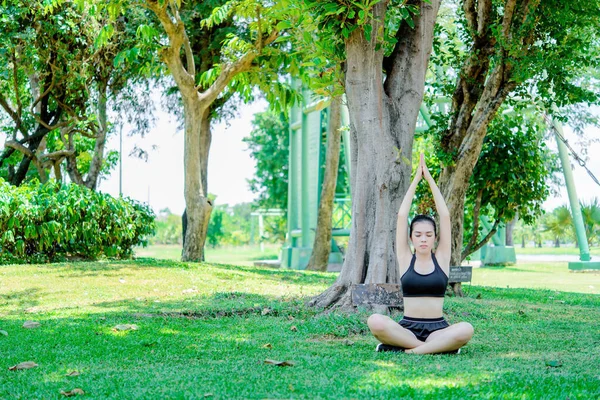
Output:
[413, 153, 434, 184]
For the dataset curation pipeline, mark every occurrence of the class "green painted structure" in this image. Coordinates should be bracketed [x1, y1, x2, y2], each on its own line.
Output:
[479, 217, 517, 266]
[280, 89, 352, 269]
[550, 114, 600, 271]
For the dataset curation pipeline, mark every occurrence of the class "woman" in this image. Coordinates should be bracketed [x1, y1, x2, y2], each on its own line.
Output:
[367, 154, 474, 354]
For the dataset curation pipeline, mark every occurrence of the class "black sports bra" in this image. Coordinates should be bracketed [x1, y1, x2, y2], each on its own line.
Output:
[400, 253, 448, 297]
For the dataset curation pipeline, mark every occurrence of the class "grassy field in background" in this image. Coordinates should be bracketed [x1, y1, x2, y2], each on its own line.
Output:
[1, 258, 599, 399]
[136, 244, 281, 265]
[514, 246, 600, 256]
[137, 243, 600, 263]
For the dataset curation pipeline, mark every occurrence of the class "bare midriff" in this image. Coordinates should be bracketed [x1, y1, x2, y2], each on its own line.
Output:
[403, 297, 444, 318]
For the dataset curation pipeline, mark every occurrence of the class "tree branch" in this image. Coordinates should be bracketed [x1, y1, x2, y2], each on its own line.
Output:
[198, 29, 278, 106]
[461, 216, 503, 261]
[5, 140, 34, 159]
[147, 0, 195, 92]
[0, 94, 27, 137]
[462, 188, 484, 257]
[12, 48, 23, 123]
[463, 0, 477, 34]
[476, 0, 493, 37]
[40, 149, 75, 160]
[169, 1, 195, 77]
[501, 0, 518, 39]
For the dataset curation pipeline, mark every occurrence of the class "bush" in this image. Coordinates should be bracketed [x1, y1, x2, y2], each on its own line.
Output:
[0, 178, 155, 264]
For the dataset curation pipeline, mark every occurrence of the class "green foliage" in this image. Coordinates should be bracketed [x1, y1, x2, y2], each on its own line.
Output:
[243, 111, 289, 212]
[543, 205, 573, 247]
[150, 208, 182, 245]
[463, 110, 558, 249]
[207, 207, 225, 248]
[0, 178, 155, 264]
[579, 198, 600, 246]
[0, 0, 154, 186]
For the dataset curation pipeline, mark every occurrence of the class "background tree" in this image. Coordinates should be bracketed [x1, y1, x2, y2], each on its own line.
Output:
[0, 1, 150, 188]
[111, 0, 294, 262]
[429, 0, 600, 272]
[579, 198, 600, 247]
[543, 205, 573, 248]
[243, 111, 290, 212]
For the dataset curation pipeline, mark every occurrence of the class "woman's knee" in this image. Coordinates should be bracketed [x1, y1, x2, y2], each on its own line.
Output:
[455, 322, 474, 343]
[367, 313, 390, 334]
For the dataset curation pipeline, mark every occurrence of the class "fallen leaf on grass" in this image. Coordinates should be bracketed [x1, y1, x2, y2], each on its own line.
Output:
[182, 288, 198, 294]
[60, 388, 85, 397]
[264, 359, 294, 367]
[66, 371, 81, 377]
[342, 339, 354, 346]
[546, 360, 562, 368]
[290, 325, 298, 332]
[9, 361, 38, 370]
[0, 330, 8, 336]
[262, 343, 273, 349]
[113, 324, 139, 331]
[261, 308, 271, 316]
[23, 321, 41, 329]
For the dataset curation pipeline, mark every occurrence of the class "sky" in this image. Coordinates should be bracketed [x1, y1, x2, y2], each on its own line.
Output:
[97, 94, 600, 217]
[99, 98, 268, 215]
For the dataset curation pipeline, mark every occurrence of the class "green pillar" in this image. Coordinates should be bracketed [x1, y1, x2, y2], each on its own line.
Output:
[552, 118, 591, 262]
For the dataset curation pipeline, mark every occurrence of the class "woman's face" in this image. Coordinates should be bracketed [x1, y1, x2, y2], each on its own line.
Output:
[411, 221, 436, 254]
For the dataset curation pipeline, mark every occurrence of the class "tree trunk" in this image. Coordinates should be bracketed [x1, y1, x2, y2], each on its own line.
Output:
[307, 96, 343, 272]
[309, 0, 440, 311]
[182, 107, 213, 261]
[437, 0, 540, 294]
[181, 97, 213, 262]
[554, 237, 560, 248]
[505, 214, 517, 246]
[85, 81, 109, 190]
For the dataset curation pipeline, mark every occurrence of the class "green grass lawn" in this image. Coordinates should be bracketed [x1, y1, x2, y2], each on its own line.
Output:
[136, 244, 281, 265]
[470, 262, 600, 295]
[514, 246, 600, 256]
[1, 259, 599, 399]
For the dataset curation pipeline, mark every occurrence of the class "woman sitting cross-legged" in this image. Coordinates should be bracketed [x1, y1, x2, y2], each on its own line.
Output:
[367, 154, 474, 354]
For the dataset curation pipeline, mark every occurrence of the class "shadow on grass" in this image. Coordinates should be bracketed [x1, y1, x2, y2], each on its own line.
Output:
[0, 287, 42, 312]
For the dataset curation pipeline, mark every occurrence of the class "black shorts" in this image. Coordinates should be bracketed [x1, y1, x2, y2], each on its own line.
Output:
[399, 316, 449, 342]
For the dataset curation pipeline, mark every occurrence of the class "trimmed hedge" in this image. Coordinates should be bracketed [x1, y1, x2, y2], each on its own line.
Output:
[0, 178, 155, 264]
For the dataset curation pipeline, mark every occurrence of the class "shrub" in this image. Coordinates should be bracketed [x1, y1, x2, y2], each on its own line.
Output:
[0, 178, 155, 264]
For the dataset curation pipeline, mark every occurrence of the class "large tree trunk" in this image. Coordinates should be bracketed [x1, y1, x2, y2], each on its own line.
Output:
[309, 0, 440, 311]
[307, 96, 343, 272]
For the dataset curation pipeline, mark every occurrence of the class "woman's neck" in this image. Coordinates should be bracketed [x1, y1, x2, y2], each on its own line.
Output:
[414, 251, 432, 262]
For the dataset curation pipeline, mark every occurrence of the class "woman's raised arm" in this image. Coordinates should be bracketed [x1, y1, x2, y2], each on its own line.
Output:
[421, 154, 451, 268]
[396, 162, 422, 262]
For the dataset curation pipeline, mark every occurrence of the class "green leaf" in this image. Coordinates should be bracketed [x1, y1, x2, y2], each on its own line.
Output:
[276, 20, 292, 31]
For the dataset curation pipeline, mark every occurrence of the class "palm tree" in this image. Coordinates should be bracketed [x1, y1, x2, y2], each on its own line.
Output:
[580, 198, 600, 247]
[543, 205, 573, 247]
